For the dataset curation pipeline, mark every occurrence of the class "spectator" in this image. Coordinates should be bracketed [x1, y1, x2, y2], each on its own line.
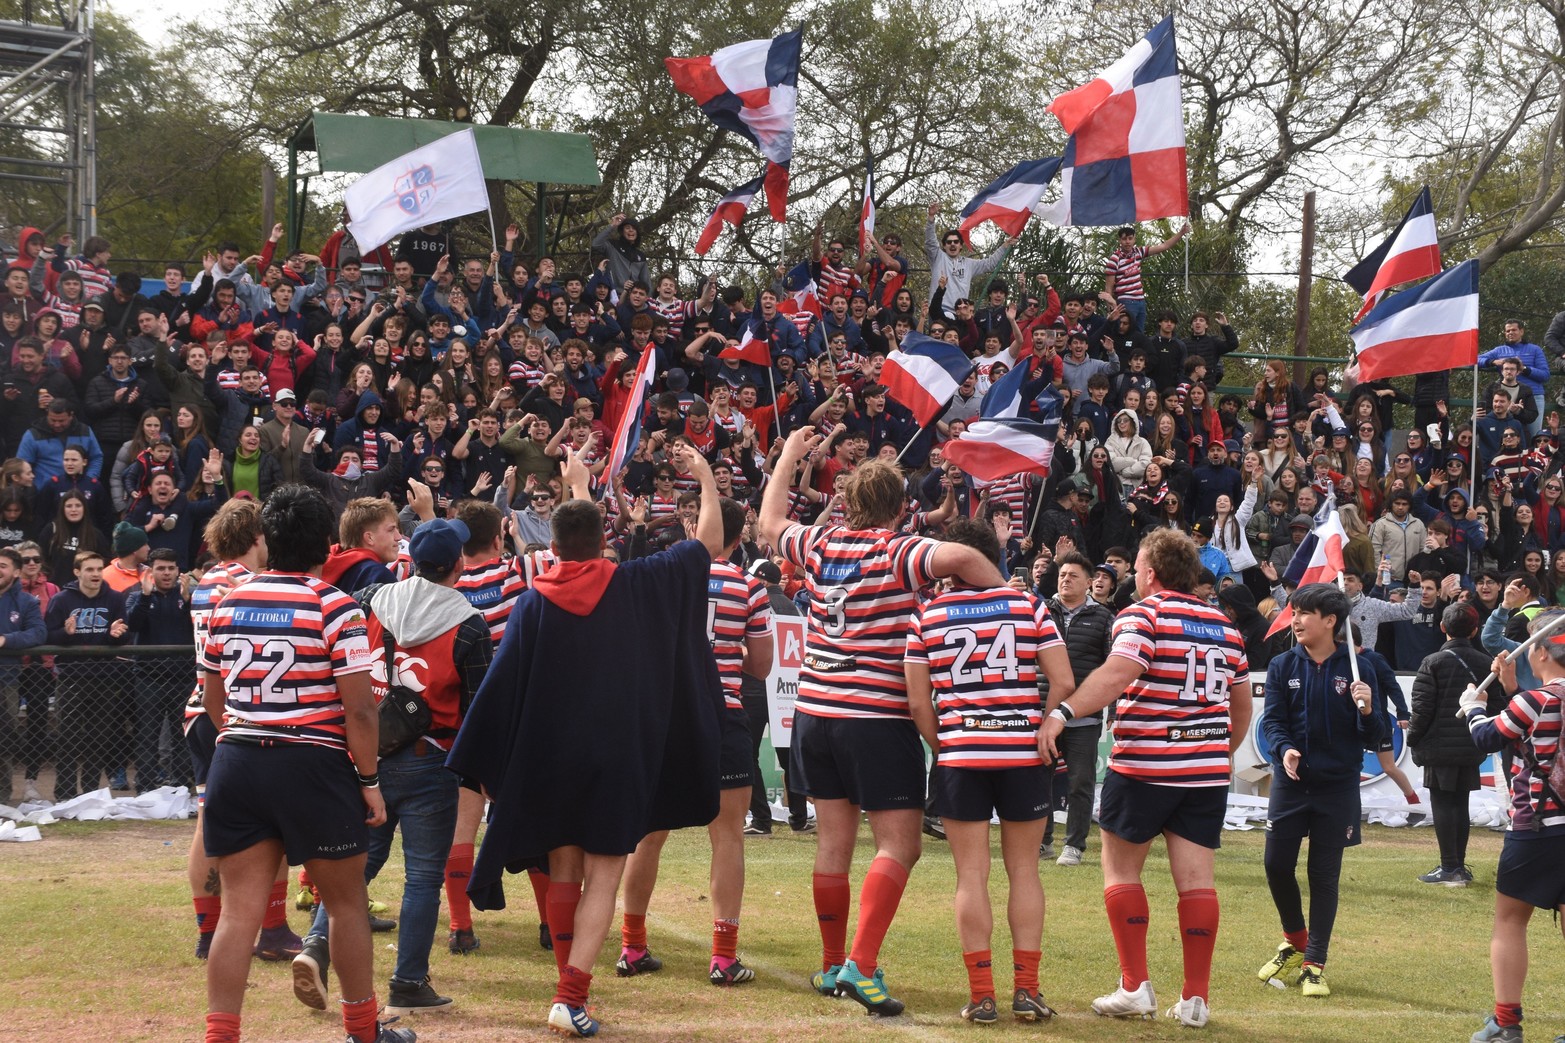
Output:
[1408, 603, 1500, 887]
[43, 549, 130, 800]
[321, 497, 401, 595]
[17, 399, 103, 486]
[0, 545, 46, 804]
[103, 521, 148, 593]
[124, 468, 226, 570]
[1478, 319, 1548, 436]
[124, 547, 194, 792]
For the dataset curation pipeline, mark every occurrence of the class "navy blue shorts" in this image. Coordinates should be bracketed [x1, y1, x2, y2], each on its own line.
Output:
[1266, 778, 1361, 847]
[719, 709, 753, 790]
[1497, 832, 1565, 910]
[185, 714, 218, 802]
[931, 763, 1052, 822]
[1096, 769, 1226, 849]
[792, 713, 925, 811]
[202, 741, 369, 864]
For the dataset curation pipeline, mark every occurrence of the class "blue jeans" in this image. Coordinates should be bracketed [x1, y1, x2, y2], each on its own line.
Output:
[307, 742, 459, 984]
[1120, 297, 1147, 332]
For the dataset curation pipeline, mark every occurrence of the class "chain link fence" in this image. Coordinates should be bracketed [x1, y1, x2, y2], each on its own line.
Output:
[0, 645, 195, 806]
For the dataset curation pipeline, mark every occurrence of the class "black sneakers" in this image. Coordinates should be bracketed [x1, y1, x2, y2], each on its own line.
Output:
[386, 976, 453, 1015]
[291, 934, 330, 1011]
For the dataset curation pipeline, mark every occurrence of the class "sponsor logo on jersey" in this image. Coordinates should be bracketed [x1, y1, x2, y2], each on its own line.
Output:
[1168, 724, 1230, 742]
[230, 607, 296, 628]
[1179, 620, 1227, 641]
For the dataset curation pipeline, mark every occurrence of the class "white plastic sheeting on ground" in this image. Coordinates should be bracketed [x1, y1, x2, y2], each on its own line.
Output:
[0, 785, 193, 839]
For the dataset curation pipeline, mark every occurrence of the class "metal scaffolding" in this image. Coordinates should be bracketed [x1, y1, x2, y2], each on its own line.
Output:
[0, 0, 96, 241]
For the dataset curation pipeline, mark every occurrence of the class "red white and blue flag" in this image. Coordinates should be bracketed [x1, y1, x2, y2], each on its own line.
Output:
[1349, 259, 1478, 382]
[942, 419, 1056, 483]
[1344, 186, 1442, 322]
[981, 361, 1064, 423]
[666, 30, 801, 222]
[1038, 17, 1188, 227]
[777, 260, 822, 319]
[1265, 508, 1348, 638]
[719, 327, 771, 366]
[605, 345, 657, 483]
[881, 331, 974, 426]
[695, 175, 764, 256]
[859, 153, 876, 255]
[958, 157, 1064, 245]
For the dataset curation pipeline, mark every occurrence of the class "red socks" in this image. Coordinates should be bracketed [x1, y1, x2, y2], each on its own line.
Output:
[963, 949, 995, 1004]
[445, 843, 475, 932]
[1285, 928, 1309, 952]
[194, 895, 221, 935]
[1103, 883, 1150, 991]
[812, 871, 850, 970]
[527, 867, 551, 924]
[621, 912, 648, 951]
[848, 855, 910, 975]
[713, 918, 739, 961]
[555, 964, 592, 1006]
[1496, 1002, 1523, 1028]
[342, 995, 378, 1043]
[547, 881, 581, 972]
[1177, 888, 1220, 1001]
[263, 880, 287, 930]
[1013, 948, 1041, 994]
[203, 1012, 240, 1043]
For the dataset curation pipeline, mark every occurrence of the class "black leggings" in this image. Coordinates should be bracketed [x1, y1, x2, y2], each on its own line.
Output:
[1263, 833, 1345, 966]
[1429, 786, 1472, 871]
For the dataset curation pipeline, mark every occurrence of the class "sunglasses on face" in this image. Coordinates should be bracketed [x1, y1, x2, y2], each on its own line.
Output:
[1395, 456, 1411, 462]
[423, 466, 444, 474]
[943, 239, 961, 246]
[20, 556, 39, 564]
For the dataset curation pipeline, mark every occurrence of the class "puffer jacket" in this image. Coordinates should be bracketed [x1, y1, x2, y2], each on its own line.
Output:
[1040, 596, 1114, 721]
[1408, 638, 1505, 767]
[1104, 407, 1151, 491]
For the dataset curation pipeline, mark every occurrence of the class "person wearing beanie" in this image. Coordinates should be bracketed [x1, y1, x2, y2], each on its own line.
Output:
[104, 519, 149, 592]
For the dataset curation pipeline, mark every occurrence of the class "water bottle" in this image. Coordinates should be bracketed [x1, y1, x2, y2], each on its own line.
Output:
[1378, 554, 1391, 589]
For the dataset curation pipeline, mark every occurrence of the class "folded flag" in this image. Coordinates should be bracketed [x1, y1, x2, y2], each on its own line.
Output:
[666, 30, 801, 222]
[881, 331, 974, 427]
[859, 153, 876, 255]
[1349, 259, 1478, 382]
[719, 328, 771, 366]
[605, 346, 657, 482]
[958, 157, 1062, 245]
[1343, 186, 1442, 322]
[344, 128, 490, 254]
[695, 175, 765, 256]
[942, 419, 1057, 483]
[1039, 17, 1187, 227]
[1265, 508, 1348, 638]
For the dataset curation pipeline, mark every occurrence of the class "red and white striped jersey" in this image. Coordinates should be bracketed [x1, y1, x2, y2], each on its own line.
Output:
[1104, 245, 1149, 301]
[817, 260, 860, 300]
[1493, 681, 1565, 832]
[201, 572, 375, 750]
[777, 523, 941, 719]
[906, 588, 1062, 768]
[1106, 591, 1248, 787]
[457, 549, 556, 647]
[986, 473, 1034, 539]
[707, 559, 774, 710]
[649, 296, 697, 340]
[508, 357, 547, 388]
[184, 561, 255, 726]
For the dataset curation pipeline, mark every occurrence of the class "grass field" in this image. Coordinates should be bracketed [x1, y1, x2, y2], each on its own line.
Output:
[2, 820, 1559, 1042]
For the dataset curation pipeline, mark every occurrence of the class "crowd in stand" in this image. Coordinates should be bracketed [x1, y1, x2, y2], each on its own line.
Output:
[3, 210, 1565, 795]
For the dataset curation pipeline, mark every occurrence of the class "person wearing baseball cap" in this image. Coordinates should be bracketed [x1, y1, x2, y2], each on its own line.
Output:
[303, 515, 493, 1017]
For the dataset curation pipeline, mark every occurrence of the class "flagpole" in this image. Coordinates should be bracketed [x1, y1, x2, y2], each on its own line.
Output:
[894, 364, 979, 465]
[768, 366, 784, 441]
[1336, 574, 1361, 684]
[1470, 361, 1479, 513]
[485, 204, 500, 260]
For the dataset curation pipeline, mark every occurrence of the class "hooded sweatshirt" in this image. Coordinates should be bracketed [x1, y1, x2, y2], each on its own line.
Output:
[332, 391, 385, 471]
[1104, 407, 1151, 490]
[1262, 641, 1386, 786]
[365, 577, 491, 750]
[321, 545, 395, 596]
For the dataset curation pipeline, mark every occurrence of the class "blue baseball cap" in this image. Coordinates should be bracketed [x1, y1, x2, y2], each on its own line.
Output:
[408, 518, 470, 571]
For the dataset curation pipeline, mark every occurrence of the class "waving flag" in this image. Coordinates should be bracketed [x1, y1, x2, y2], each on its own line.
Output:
[695, 176, 764, 256]
[859, 153, 876, 255]
[777, 260, 822, 318]
[980, 358, 1065, 422]
[1349, 260, 1478, 382]
[344, 128, 489, 253]
[666, 30, 801, 222]
[1038, 17, 1188, 226]
[606, 346, 657, 482]
[1265, 509, 1348, 638]
[719, 328, 771, 366]
[942, 419, 1057, 483]
[958, 157, 1064, 244]
[881, 331, 974, 426]
[1344, 186, 1442, 322]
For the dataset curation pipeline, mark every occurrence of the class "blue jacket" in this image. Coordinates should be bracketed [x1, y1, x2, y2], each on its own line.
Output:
[1479, 341, 1549, 402]
[1263, 642, 1387, 786]
[0, 581, 46, 679]
[125, 585, 196, 650]
[16, 416, 104, 485]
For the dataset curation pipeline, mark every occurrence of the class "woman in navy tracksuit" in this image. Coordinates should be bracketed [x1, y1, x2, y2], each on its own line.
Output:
[1257, 583, 1386, 998]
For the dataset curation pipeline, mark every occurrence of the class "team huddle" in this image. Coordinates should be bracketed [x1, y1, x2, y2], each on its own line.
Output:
[187, 428, 1565, 1043]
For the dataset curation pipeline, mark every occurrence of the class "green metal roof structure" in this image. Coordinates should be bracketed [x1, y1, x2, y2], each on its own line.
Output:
[284, 111, 601, 252]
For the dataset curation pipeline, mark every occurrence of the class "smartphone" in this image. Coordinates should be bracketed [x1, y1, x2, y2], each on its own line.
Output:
[1011, 566, 1030, 584]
